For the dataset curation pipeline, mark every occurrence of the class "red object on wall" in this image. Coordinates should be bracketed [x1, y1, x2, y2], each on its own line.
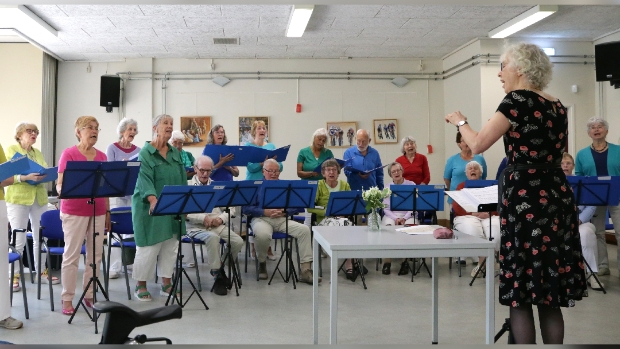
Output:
[427, 144, 433, 154]
[296, 103, 302, 113]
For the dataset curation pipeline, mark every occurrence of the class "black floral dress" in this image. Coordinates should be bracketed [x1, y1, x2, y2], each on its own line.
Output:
[497, 90, 587, 308]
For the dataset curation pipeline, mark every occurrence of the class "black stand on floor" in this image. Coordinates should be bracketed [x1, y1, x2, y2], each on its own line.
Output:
[152, 185, 223, 309]
[259, 180, 318, 289]
[390, 184, 445, 281]
[324, 191, 370, 289]
[211, 181, 260, 296]
[469, 203, 498, 286]
[567, 175, 620, 294]
[61, 160, 140, 333]
[494, 318, 515, 343]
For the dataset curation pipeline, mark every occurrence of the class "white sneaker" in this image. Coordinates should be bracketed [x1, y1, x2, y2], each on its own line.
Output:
[470, 265, 482, 278]
[108, 271, 121, 279]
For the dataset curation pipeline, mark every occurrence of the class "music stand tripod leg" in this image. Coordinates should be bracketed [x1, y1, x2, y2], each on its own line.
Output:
[583, 258, 607, 294]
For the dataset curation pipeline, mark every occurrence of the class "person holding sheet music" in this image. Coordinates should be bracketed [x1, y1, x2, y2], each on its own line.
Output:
[575, 117, 620, 277]
[297, 128, 334, 181]
[306, 159, 358, 280]
[242, 159, 319, 284]
[451, 161, 500, 278]
[343, 129, 384, 191]
[105, 117, 141, 280]
[131, 114, 187, 302]
[170, 130, 196, 180]
[245, 120, 282, 180]
[6, 122, 57, 293]
[56, 116, 111, 315]
[395, 136, 430, 185]
[206, 124, 239, 181]
[561, 152, 602, 290]
[184, 155, 243, 296]
[445, 42, 587, 344]
[380, 162, 416, 276]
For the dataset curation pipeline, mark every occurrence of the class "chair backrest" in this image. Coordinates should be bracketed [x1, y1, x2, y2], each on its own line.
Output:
[110, 206, 134, 236]
[40, 209, 64, 240]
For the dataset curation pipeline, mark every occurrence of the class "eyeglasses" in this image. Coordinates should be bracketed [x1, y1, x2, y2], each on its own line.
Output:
[25, 129, 39, 135]
[324, 168, 338, 173]
[196, 168, 212, 174]
[81, 126, 101, 131]
[263, 169, 280, 174]
[390, 169, 403, 174]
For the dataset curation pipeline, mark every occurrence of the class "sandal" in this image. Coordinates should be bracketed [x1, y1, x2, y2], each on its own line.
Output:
[134, 285, 152, 302]
[160, 284, 180, 297]
[61, 300, 74, 315]
[382, 263, 391, 275]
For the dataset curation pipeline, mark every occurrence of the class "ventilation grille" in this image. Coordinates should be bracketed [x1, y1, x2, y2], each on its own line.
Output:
[213, 37, 239, 45]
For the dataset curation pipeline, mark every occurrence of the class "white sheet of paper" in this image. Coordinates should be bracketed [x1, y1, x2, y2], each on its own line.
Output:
[395, 225, 443, 235]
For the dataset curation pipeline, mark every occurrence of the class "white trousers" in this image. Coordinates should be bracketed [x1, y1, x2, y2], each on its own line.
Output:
[185, 225, 244, 269]
[0, 201, 12, 321]
[7, 201, 48, 276]
[579, 222, 598, 273]
[453, 215, 501, 260]
[132, 236, 178, 282]
[251, 217, 312, 264]
[591, 204, 620, 271]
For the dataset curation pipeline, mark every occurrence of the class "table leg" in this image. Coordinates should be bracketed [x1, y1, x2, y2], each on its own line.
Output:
[432, 257, 438, 344]
[313, 238, 319, 344]
[486, 248, 495, 344]
[329, 251, 339, 344]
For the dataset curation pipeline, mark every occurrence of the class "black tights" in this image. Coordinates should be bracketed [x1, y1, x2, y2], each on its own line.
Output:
[510, 304, 564, 344]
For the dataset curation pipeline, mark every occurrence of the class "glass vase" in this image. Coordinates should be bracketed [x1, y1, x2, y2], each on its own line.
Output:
[367, 208, 381, 232]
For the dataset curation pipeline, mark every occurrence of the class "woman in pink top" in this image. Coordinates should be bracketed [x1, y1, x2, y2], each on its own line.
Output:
[56, 116, 110, 316]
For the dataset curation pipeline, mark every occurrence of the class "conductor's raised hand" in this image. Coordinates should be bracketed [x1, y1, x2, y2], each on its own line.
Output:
[445, 111, 467, 126]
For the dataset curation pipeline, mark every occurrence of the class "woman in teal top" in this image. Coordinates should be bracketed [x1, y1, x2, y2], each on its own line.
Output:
[575, 116, 620, 277]
[131, 114, 187, 301]
[296, 128, 333, 180]
[245, 120, 282, 180]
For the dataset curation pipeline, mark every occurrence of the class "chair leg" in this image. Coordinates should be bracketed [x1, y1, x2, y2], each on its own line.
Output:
[10, 263, 14, 306]
[191, 241, 201, 292]
[105, 242, 112, 295]
[200, 244, 205, 263]
[47, 253, 54, 311]
[244, 239, 249, 273]
[18, 259, 29, 319]
[25, 235, 34, 284]
[295, 238, 301, 276]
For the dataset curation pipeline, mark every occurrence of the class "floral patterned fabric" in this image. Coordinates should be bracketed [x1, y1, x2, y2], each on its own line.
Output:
[497, 90, 587, 308]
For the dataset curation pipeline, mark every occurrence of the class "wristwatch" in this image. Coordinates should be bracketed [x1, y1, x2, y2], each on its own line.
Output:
[456, 120, 468, 130]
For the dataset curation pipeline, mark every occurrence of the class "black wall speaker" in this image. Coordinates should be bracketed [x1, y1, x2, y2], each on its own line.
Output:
[100, 75, 121, 112]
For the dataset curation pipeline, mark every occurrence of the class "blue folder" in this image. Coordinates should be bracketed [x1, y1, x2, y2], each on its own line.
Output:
[464, 180, 498, 188]
[567, 176, 620, 206]
[10, 152, 58, 184]
[202, 144, 291, 167]
[343, 163, 388, 175]
[0, 155, 29, 182]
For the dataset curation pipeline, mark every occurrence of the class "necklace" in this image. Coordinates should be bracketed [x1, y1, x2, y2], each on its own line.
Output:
[591, 141, 608, 153]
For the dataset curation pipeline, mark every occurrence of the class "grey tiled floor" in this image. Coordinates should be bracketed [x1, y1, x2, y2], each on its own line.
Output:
[2, 242, 619, 345]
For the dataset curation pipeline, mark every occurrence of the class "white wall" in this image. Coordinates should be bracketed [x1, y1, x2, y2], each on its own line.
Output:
[0, 43, 43, 151]
[55, 58, 448, 185]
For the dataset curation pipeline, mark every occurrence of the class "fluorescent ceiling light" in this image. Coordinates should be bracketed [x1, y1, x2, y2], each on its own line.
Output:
[286, 5, 314, 38]
[542, 47, 555, 56]
[0, 5, 57, 40]
[488, 5, 557, 39]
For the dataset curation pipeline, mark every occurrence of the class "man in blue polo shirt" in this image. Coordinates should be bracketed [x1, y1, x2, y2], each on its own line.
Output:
[343, 129, 384, 191]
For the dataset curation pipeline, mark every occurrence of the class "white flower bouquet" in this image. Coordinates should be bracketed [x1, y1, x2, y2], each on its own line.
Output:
[361, 186, 392, 231]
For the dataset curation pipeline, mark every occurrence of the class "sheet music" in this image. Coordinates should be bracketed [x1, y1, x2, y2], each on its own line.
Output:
[446, 185, 498, 212]
[395, 225, 443, 235]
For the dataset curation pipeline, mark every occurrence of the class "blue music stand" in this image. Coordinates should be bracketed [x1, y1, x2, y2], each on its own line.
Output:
[390, 184, 445, 280]
[152, 185, 223, 309]
[324, 190, 370, 289]
[60, 161, 140, 332]
[464, 179, 498, 189]
[258, 180, 318, 288]
[567, 175, 620, 293]
[211, 180, 261, 296]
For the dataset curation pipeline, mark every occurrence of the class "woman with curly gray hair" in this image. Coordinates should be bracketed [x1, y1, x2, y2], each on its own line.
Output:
[575, 116, 620, 279]
[445, 42, 587, 344]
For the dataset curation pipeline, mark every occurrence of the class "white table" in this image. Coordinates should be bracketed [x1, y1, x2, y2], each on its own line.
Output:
[312, 225, 496, 344]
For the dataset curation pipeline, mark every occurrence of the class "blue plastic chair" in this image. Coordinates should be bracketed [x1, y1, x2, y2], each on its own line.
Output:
[38, 209, 86, 311]
[9, 229, 29, 319]
[106, 207, 136, 299]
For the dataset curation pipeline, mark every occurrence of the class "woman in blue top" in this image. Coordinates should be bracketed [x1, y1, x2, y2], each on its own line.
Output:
[443, 131, 488, 198]
[296, 128, 333, 181]
[245, 120, 282, 180]
[206, 124, 239, 181]
[575, 116, 620, 277]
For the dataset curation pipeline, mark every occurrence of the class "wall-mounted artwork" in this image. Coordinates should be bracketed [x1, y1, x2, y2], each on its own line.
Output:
[373, 119, 398, 144]
[326, 121, 357, 148]
[180, 116, 211, 147]
[239, 116, 270, 144]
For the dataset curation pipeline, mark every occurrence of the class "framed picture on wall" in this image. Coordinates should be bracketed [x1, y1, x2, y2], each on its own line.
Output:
[326, 121, 357, 148]
[239, 116, 270, 144]
[373, 119, 398, 144]
[180, 116, 211, 147]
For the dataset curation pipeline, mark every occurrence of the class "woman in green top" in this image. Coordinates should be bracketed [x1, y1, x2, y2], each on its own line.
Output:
[131, 114, 187, 301]
[6, 122, 57, 291]
[170, 130, 196, 180]
[296, 128, 333, 181]
[306, 159, 357, 279]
